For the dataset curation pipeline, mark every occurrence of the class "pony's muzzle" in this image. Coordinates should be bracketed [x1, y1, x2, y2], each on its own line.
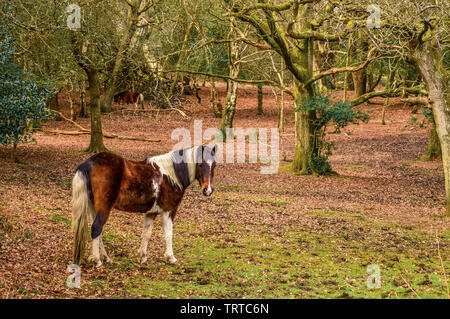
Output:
[202, 187, 214, 196]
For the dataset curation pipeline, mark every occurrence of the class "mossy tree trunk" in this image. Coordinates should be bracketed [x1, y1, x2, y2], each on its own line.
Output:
[422, 116, 442, 161]
[78, 81, 88, 118]
[229, 1, 375, 175]
[410, 41, 450, 215]
[71, 32, 107, 153]
[257, 84, 263, 115]
[351, 30, 368, 98]
[288, 6, 317, 174]
[353, 69, 367, 98]
[291, 81, 316, 174]
[85, 67, 108, 153]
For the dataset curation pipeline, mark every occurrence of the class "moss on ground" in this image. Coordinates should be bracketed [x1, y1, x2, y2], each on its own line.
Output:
[99, 210, 449, 299]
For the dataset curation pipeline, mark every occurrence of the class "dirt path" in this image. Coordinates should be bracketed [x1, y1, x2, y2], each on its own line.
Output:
[0, 84, 448, 298]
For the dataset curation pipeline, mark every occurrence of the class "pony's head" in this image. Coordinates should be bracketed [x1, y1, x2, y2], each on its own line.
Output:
[195, 145, 217, 196]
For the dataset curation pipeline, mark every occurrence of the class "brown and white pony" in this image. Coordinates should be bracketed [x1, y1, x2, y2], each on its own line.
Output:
[113, 91, 144, 109]
[72, 145, 217, 268]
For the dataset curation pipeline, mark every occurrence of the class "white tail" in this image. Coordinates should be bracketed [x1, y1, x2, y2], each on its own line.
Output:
[72, 171, 93, 265]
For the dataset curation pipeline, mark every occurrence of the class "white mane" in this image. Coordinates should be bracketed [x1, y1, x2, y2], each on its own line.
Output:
[145, 146, 198, 189]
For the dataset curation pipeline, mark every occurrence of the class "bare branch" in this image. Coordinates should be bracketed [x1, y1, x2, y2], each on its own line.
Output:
[164, 69, 293, 96]
[304, 47, 377, 88]
[350, 87, 428, 106]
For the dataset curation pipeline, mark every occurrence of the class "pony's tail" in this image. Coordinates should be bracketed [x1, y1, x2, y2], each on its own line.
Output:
[139, 93, 144, 109]
[72, 170, 92, 265]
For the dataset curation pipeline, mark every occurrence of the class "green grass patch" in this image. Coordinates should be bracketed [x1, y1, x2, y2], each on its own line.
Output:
[258, 199, 289, 207]
[51, 215, 71, 227]
[216, 185, 248, 191]
[95, 212, 449, 299]
[345, 164, 371, 169]
[215, 202, 233, 207]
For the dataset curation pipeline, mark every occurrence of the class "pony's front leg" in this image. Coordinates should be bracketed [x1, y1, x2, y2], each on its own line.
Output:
[161, 211, 177, 264]
[139, 213, 156, 263]
[99, 236, 112, 264]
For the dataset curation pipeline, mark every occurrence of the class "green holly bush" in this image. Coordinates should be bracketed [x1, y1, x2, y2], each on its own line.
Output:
[0, 25, 53, 148]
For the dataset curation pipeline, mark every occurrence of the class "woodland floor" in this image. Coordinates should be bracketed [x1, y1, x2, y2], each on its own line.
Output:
[0, 83, 448, 299]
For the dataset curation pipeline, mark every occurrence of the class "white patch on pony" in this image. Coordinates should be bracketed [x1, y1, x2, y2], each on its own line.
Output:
[161, 211, 177, 264]
[185, 146, 198, 184]
[206, 159, 213, 193]
[146, 146, 198, 189]
[149, 203, 162, 214]
[152, 178, 160, 198]
[146, 152, 182, 189]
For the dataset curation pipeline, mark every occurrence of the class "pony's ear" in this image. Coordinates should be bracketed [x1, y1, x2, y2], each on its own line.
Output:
[212, 144, 217, 156]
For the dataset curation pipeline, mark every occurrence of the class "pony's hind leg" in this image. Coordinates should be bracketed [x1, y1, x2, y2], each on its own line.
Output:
[89, 236, 102, 268]
[89, 209, 111, 268]
[161, 211, 177, 264]
[138, 213, 156, 263]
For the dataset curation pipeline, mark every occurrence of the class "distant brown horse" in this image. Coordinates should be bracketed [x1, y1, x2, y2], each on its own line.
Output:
[72, 145, 217, 267]
[113, 91, 144, 109]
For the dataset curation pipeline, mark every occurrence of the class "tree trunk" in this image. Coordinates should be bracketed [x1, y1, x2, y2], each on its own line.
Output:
[422, 116, 442, 161]
[47, 91, 61, 120]
[101, 0, 142, 113]
[169, 22, 194, 98]
[71, 32, 107, 153]
[313, 41, 328, 93]
[220, 20, 241, 139]
[343, 38, 351, 101]
[291, 81, 315, 174]
[67, 80, 77, 121]
[351, 29, 368, 98]
[289, 6, 317, 174]
[12, 143, 19, 163]
[69, 90, 76, 121]
[257, 84, 263, 115]
[352, 69, 367, 98]
[410, 41, 450, 215]
[79, 82, 88, 118]
[210, 81, 222, 118]
[367, 72, 382, 92]
[381, 66, 396, 125]
[220, 78, 239, 139]
[85, 68, 108, 153]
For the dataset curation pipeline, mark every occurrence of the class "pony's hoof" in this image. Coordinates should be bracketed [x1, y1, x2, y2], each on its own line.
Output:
[166, 256, 177, 264]
[104, 258, 112, 265]
[88, 255, 103, 267]
[140, 256, 147, 264]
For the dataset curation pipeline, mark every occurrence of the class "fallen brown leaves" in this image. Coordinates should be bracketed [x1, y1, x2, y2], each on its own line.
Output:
[0, 84, 447, 298]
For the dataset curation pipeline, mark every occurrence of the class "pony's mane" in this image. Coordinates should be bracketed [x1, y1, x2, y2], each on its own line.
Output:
[145, 146, 198, 190]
